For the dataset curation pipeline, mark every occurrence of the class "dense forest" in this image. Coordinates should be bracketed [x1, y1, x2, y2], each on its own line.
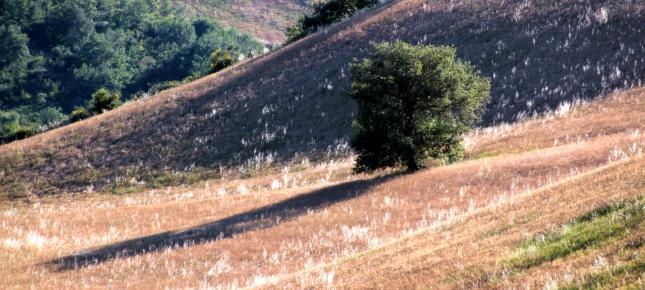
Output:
[0, 0, 263, 142]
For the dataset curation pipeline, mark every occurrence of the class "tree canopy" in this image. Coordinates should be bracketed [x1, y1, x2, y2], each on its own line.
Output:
[349, 41, 491, 172]
[287, 0, 378, 41]
[0, 0, 263, 142]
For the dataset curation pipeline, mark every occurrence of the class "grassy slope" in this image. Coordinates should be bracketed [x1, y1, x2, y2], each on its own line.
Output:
[172, 0, 311, 44]
[288, 153, 645, 289]
[1, 87, 644, 288]
[267, 88, 645, 289]
[1, 0, 644, 198]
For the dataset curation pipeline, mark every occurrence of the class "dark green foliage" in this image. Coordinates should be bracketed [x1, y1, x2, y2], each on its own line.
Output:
[210, 48, 240, 73]
[89, 88, 121, 115]
[0, 127, 37, 144]
[70, 107, 90, 123]
[287, 0, 379, 41]
[349, 41, 490, 172]
[0, 0, 263, 143]
[0, 106, 66, 142]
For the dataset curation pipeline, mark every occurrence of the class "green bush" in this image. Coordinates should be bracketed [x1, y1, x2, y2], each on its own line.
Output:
[88, 88, 121, 115]
[0, 107, 65, 144]
[349, 41, 491, 172]
[210, 48, 240, 73]
[69, 106, 91, 122]
[287, 0, 379, 41]
[0, 126, 37, 144]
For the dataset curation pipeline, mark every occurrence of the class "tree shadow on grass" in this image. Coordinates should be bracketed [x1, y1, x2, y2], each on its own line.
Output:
[44, 173, 398, 271]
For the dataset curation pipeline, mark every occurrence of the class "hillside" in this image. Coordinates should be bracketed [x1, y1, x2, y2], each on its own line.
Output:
[2, 85, 643, 288]
[172, 0, 312, 44]
[2, 0, 644, 199]
[2, 0, 645, 286]
[5, 1, 645, 202]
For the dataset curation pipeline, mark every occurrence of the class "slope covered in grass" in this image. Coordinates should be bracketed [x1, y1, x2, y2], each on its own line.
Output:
[1, 0, 644, 198]
[280, 156, 644, 289]
[1, 86, 644, 288]
[172, 0, 312, 44]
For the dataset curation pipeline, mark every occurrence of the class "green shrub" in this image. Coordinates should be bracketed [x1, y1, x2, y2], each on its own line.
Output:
[0, 126, 37, 144]
[89, 88, 121, 115]
[69, 106, 91, 122]
[349, 41, 490, 172]
[210, 48, 240, 73]
[0, 109, 48, 144]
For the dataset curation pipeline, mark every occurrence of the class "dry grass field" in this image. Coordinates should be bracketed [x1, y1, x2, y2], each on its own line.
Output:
[1, 87, 643, 288]
[1, 0, 645, 288]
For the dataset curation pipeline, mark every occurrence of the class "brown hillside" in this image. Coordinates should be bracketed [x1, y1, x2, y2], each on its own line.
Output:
[1, 0, 644, 197]
[275, 148, 645, 289]
[172, 0, 311, 44]
[2, 86, 643, 288]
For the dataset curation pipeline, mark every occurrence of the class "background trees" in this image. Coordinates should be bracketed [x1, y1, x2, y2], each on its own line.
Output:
[0, 0, 263, 143]
[287, 0, 378, 41]
[349, 41, 491, 172]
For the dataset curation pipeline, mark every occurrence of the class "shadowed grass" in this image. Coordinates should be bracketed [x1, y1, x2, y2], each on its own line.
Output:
[44, 173, 397, 271]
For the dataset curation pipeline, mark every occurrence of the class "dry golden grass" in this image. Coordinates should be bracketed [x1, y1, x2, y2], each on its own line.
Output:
[466, 87, 645, 158]
[282, 156, 645, 289]
[1, 87, 644, 288]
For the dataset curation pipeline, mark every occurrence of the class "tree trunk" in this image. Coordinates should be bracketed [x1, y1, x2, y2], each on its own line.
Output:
[405, 156, 419, 172]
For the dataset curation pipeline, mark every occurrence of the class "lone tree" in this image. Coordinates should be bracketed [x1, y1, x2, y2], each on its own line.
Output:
[349, 41, 490, 172]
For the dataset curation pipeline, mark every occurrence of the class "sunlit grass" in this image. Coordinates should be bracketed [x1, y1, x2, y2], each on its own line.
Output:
[563, 258, 645, 289]
[506, 197, 645, 270]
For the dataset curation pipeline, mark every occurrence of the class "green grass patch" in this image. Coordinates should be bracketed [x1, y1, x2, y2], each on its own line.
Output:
[506, 197, 645, 270]
[561, 255, 644, 290]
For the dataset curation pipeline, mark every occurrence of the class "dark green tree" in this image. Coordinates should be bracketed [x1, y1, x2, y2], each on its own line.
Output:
[0, 24, 31, 107]
[349, 41, 491, 172]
